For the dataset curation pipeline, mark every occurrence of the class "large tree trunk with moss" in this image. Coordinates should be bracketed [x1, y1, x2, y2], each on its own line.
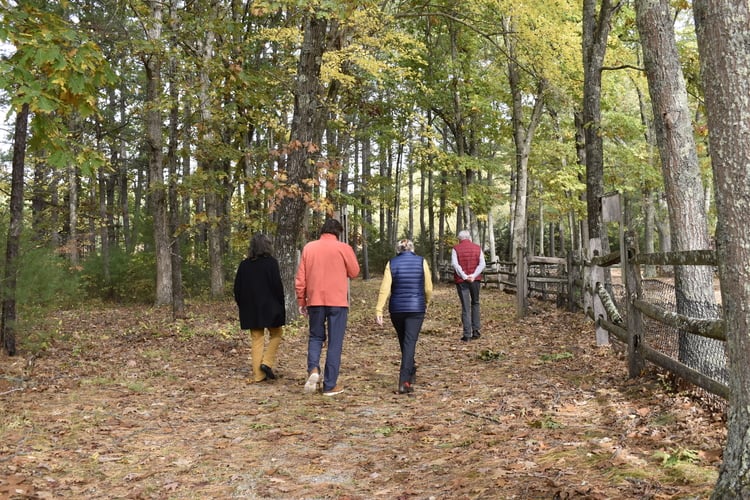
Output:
[694, 2, 750, 496]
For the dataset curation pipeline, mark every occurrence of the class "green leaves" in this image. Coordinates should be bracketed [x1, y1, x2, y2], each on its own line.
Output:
[0, 3, 115, 169]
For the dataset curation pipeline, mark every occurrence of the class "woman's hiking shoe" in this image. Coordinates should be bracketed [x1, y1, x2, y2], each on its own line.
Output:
[304, 371, 320, 394]
[398, 382, 413, 394]
[260, 364, 276, 380]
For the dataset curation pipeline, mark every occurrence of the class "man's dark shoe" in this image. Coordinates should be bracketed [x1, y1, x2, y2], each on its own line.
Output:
[260, 364, 276, 380]
[472, 330, 481, 339]
[461, 336, 472, 342]
[398, 382, 414, 394]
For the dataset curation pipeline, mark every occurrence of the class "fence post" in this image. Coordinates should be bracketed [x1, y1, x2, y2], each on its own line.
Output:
[515, 248, 529, 318]
[623, 230, 645, 377]
[566, 253, 575, 311]
[588, 237, 610, 345]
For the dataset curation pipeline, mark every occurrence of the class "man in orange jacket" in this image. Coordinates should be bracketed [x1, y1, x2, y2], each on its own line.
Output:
[295, 218, 360, 396]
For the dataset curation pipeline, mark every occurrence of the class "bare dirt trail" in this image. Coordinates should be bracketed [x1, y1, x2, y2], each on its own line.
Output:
[0, 278, 725, 499]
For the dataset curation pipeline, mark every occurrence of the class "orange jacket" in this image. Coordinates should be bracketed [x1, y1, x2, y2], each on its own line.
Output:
[295, 233, 360, 307]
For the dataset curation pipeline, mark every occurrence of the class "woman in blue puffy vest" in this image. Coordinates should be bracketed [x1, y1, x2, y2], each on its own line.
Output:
[375, 239, 433, 394]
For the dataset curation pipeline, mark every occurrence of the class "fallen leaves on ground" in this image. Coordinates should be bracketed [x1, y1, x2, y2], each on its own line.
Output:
[0, 279, 725, 499]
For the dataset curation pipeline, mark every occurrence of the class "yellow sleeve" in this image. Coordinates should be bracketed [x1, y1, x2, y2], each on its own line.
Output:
[423, 260, 433, 305]
[376, 263, 392, 315]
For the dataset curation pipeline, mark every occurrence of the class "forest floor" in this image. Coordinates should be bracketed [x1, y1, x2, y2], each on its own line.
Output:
[0, 277, 726, 499]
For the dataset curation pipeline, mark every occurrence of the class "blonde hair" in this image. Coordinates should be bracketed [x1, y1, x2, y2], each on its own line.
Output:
[396, 239, 414, 254]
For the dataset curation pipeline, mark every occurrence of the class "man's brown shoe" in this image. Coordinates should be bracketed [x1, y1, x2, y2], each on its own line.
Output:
[322, 386, 345, 396]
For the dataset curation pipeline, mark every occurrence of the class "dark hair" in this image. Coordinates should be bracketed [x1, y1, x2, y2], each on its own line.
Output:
[320, 218, 343, 238]
[248, 233, 273, 259]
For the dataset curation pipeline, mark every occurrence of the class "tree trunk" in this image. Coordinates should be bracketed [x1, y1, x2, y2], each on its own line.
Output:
[486, 171, 497, 265]
[167, 57, 185, 319]
[505, 16, 545, 318]
[643, 189, 657, 277]
[437, 168, 447, 263]
[143, 0, 172, 306]
[68, 163, 79, 267]
[635, 0, 720, 375]
[98, 169, 111, 293]
[634, 74, 658, 278]
[274, 13, 330, 318]
[31, 161, 48, 242]
[361, 137, 372, 280]
[582, 0, 619, 344]
[693, 1, 750, 496]
[582, 0, 619, 248]
[195, 17, 224, 299]
[119, 89, 132, 253]
[1, 103, 29, 356]
[448, 22, 472, 230]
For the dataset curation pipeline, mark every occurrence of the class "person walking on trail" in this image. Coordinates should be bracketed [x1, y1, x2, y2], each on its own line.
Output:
[234, 233, 286, 383]
[375, 239, 433, 395]
[295, 218, 360, 396]
[452, 229, 486, 342]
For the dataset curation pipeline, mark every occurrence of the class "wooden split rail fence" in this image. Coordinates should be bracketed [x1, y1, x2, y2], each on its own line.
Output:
[591, 233, 728, 400]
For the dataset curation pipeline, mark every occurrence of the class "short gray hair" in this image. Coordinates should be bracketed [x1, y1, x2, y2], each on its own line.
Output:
[458, 230, 471, 241]
[396, 239, 414, 254]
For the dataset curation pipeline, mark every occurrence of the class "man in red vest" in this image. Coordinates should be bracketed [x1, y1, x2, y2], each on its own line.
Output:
[451, 229, 486, 342]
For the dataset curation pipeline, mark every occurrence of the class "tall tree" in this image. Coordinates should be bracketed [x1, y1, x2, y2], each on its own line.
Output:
[139, 0, 173, 305]
[195, 1, 225, 298]
[0, 3, 113, 352]
[634, 0, 720, 375]
[582, 0, 621, 345]
[582, 0, 620, 247]
[1, 103, 29, 356]
[504, 14, 546, 318]
[693, 1, 750, 495]
[274, 12, 331, 316]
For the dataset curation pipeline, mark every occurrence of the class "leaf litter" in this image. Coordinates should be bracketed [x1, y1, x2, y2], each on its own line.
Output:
[0, 278, 725, 499]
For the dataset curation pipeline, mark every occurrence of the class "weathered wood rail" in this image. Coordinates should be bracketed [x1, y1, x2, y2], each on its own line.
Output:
[592, 232, 728, 400]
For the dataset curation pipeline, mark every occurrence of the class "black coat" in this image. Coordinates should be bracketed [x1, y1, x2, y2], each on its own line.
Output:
[233, 255, 286, 330]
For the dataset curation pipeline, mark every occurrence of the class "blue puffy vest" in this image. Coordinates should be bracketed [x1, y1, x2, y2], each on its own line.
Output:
[388, 252, 426, 313]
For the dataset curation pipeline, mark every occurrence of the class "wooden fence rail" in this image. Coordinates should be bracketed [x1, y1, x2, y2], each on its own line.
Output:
[601, 230, 729, 400]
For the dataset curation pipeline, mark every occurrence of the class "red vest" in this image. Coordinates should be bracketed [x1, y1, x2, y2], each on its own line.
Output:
[453, 239, 482, 283]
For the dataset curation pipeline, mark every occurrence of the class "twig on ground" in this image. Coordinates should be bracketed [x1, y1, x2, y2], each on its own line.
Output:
[0, 387, 24, 396]
[463, 410, 501, 424]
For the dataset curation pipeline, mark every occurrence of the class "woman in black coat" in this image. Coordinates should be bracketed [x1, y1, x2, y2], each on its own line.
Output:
[234, 233, 286, 383]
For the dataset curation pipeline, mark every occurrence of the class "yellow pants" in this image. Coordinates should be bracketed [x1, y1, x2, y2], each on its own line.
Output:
[250, 327, 283, 382]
